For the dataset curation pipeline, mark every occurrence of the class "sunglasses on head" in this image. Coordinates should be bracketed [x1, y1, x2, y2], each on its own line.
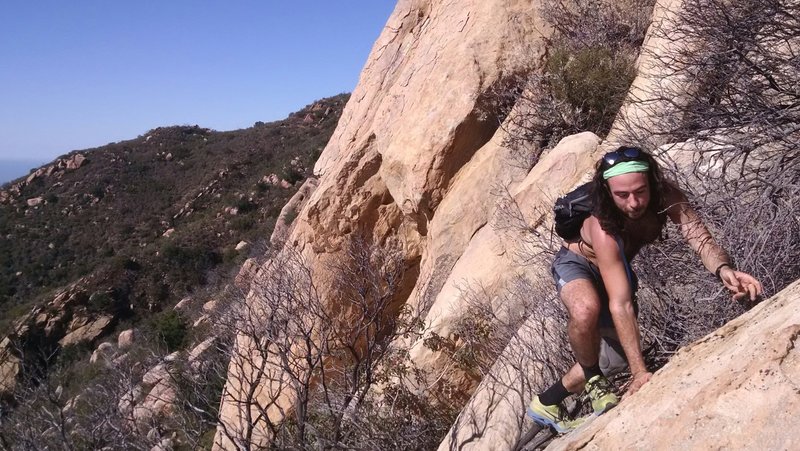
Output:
[600, 146, 644, 170]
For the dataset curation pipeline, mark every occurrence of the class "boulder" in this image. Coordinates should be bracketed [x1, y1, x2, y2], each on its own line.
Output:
[235, 241, 250, 252]
[0, 338, 21, 397]
[234, 258, 261, 290]
[59, 315, 114, 347]
[202, 300, 218, 314]
[133, 379, 177, 426]
[173, 296, 192, 312]
[270, 178, 318, 246]
[65, 153, 87, 170]
[26, 197, 43, 207]
[90, 342, 116, 365]
[188, 337, 218, 372]
[118, 329, 137, 350]
[406, 132, 602, 401]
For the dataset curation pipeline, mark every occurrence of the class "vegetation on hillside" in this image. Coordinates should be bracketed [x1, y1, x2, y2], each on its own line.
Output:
[0, 94, 348, 336]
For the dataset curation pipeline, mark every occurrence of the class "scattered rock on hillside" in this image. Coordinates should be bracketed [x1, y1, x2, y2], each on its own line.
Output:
[59, 315, 114, 347]
[173, 296, 192, 312]
[0, 338, 21, 397]
[26, 197, 43, 207]
[90, 342, 116, 365]
[202, 300, 218, 314]
[118, 328, 138, 350]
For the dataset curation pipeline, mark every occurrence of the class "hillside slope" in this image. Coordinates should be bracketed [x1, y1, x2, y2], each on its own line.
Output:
[0, 95, 346, 335]
[0, 95, 347, 399]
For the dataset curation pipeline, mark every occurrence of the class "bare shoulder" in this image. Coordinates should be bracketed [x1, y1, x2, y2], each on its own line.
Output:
[584, 216, 619, 256]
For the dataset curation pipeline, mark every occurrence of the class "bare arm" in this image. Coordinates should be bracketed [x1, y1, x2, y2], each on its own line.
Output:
[586, 217, 649, 381]
[664, 185, 763, 301]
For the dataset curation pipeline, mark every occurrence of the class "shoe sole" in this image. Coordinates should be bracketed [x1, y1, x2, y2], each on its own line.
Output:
[526, 407, 571, 434]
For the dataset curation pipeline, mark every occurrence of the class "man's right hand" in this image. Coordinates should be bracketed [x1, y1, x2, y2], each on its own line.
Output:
[719, 267, 763, 301]
[622, 371, 652, 399]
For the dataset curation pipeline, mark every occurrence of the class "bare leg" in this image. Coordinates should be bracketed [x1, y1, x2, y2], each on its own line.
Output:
[560, 279, 602, 371]
[536, 279, 603, 405]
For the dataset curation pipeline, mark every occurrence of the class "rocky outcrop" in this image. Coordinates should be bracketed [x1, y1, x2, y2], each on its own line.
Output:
[214, 0, 796, 449]
[546, 278, 800, 451]
[0, 337, 21, 398]
[59, 314, 114, 347]
[269, 177, 319, 246]
[0, 281, 119, 397]
[0, 153, 87, 204]
[405, 132, 602, 402]
[214, 0, 551, 447]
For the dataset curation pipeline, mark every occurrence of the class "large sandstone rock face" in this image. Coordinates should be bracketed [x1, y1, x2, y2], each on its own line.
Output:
[214, 0, 551, 447]
[216, 0, 779, 448]
[546, 278, 800, 451]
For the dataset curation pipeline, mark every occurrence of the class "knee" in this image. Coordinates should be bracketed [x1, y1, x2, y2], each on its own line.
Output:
[569, 302, 600, 331]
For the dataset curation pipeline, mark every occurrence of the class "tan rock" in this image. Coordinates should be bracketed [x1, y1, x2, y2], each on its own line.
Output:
[188, 337, 217, 371]
[192, 314, 210, 329]
[202, 300, 218, 314]
[26, 197, 43, 207]
[605, 0, 692, 150]
[163, 228, 175, 237]
[59, 315, 113, 347]
[90, 342, 116, 365]
[133, 379, 177, 426]
[234, 241, 250, 252]
[65, 154, 87, 170]
[118, 385, 143, 420]
[151, 437, 174, 451]
[118, 329, 137, 350]
[234, 258, 260, 290]
[408, 132, 601, 401]
[173, 296, 192, 312]
[0, 339, 21, 397]
[215, 0, 552, 447]
[270, 178, 318, 246]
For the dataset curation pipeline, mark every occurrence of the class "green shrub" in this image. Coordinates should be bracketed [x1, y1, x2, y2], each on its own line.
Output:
[280, 166, 304, 185]
[231, 216, 255, 231]
[235, 198, 258, 213]
[152, 310, 189, 352]
[545, 45, 636, 134]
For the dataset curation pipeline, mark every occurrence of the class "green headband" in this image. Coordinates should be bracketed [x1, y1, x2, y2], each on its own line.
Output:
[603, 160, 650, 180]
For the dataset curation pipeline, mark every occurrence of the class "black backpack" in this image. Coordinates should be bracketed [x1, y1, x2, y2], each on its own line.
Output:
[553, 182, 593, 240]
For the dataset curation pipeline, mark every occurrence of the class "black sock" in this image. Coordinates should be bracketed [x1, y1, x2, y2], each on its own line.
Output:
[539, 379, 571, 406]
[581, 362, 602, 381]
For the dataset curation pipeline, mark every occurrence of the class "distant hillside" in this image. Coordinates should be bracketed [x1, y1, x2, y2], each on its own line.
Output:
[0, 94, 348, 336]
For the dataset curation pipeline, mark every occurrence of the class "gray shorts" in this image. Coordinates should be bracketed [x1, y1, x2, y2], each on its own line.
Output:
[551, 247, 638, 376]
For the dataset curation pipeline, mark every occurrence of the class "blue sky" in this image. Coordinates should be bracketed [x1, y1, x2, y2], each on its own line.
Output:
[0, 1, 396, 166]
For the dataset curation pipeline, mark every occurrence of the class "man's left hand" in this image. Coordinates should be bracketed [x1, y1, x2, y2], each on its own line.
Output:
[719, 267, 763, 302]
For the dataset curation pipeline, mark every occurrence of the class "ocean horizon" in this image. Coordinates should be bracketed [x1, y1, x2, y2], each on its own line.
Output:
[0, 160, 46, 186]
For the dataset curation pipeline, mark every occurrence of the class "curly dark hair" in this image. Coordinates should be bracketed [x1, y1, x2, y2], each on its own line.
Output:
[591, 148, 672, 237]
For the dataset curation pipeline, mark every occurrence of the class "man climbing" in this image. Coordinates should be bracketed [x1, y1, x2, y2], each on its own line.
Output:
[527, 146, 763, 433]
